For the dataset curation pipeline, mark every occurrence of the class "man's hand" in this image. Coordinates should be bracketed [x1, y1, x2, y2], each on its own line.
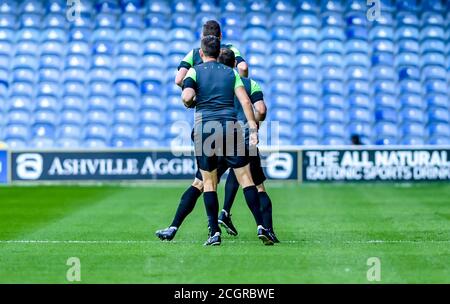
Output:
[249, 128, 259, 146]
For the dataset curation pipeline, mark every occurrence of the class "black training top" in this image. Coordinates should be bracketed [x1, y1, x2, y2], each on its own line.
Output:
[183, 61, 244, 124]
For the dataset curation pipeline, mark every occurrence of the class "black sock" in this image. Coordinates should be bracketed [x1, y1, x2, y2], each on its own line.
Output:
[170, 186, 202, 228]
[243, 186, 264, 226]
[203, 191, 220, 234]
[222, 170, 240, 214]
[259, 192, 273, 230]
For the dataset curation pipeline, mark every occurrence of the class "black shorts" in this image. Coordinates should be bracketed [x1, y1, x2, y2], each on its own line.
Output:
[195, 156, 229, 181]
[194, 123, 249, 173]
[196, 149, 266, 186]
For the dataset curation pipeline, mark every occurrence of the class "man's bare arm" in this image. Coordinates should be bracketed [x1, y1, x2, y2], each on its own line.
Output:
[175, 67, 189, 87]
[182, 88, 196, 108]
[253, 100, 267, 124]
[237, 61, 248, 78]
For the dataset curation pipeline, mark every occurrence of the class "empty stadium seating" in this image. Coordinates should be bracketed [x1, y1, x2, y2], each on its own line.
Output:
[0, 0, 449, 148]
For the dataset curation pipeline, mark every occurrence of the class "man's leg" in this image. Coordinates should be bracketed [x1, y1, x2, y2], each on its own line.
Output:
[256, 183, 272, 230]
[256, 183, 280, 243]
[155, 175, 204, 241]
[222, 170, 240, 214]
[170, 178, 203, 228]
[201, 169, 221, 246]
[233, 164, 273, 245]
[218, 170, 240, 236]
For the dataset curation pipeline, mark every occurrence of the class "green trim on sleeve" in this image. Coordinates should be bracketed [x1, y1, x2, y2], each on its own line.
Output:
[234, 69, 244, 89]
[184, 68, 197, 82]
[181, 50, 194, 67]
[250, 79, 262, 95]
[229, 45, 242, 58]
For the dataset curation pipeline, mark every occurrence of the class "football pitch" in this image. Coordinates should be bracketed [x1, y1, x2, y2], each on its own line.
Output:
[0, 183, 449, 283]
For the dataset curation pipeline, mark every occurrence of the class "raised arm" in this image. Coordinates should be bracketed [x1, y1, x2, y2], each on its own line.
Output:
[234, 75, 258, 146]
[176, 68, 189, 87]
[175, 50, 194, 87]
[229, 45, 248, 78]
[248, 79, 266, 124]
[181, 68, 197, 108]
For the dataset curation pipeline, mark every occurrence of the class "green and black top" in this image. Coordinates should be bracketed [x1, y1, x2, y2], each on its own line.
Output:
[178, 44, 246, 70]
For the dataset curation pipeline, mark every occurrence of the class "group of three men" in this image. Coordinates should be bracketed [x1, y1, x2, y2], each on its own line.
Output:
[156, 20, 279, 246]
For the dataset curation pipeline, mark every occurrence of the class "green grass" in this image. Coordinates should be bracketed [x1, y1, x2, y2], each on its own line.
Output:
[0, 183, 449, 283]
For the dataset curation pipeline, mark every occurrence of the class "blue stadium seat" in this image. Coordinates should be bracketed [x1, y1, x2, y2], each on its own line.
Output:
[369, 26, 394, 41]
[422, 53, 446, 67]
[372, 66, 395, 81]
[319, 53, 343, 67]
[321, 0, 343, 12]
[270, 12, 293, 27]
[323, 94, 346, 109]
[347, 80, 370, 96]
[296, 67, 317, 80]
[426, 95, 448, 109]
[60, 109, 84, 125]
[400, 94, 423, 109]
[375, 108, 398, 123]
[322, 137, 346, 145]
[268, 95, 292, 110]
[293, 26, 318, 41]
[402, 123, 425, 137]
[345, 40, 369, 54]
[171, 13, 194, 29]
[64, 81, 85, 97]
[398, 66, 420, 81]
[401, 107, 425, 123]
[321, 66, 343, 80]
[372, 39, 394, 53]
[88, 95, 112, 111]
[296, 80, 319, 95]
[7, 110, 32, 125]
[85, 123, 110, 141]
[348, 93, 374, 111]
[428, 123, 450, 138]
[296, 123, 319, 138]
[429, 108, 450, 124]
[145, 12, 169, 29]
[348, 122, 371, 139]
[425, 80, 447, 95]
[62, 68, 85, 83]
[349, 108, 372, 124]
[421, 40, 445, 55]
[396, 52, 420, 67]
[397, 39, 419, 53]
[11, 82, 34, 97]
[62, 96, 85, 112]
[36, 96, 59, 112]
[375, 94, 398, 110]
[121, 12, 144, 29]
[13, 67, 35, 83]
[375, 122, 398, 138]
[41, 41, 64, 56]
[297, 53, 317, 67]
[319, 39, 344, 54]
[373, 80, 397, 95]
[69, 28, 91, 41]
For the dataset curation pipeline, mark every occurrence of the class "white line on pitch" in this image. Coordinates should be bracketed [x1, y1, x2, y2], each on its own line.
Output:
[0, 240, 449, 245]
